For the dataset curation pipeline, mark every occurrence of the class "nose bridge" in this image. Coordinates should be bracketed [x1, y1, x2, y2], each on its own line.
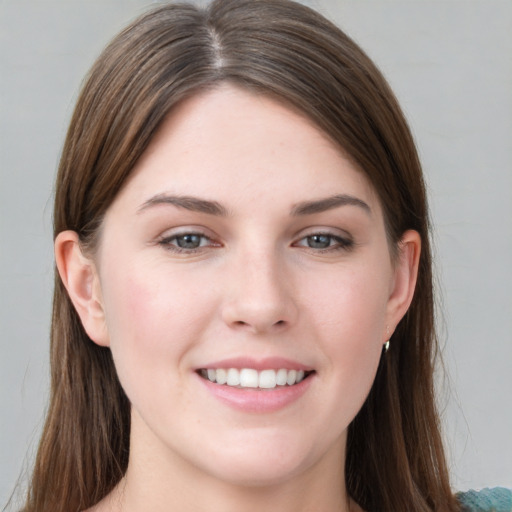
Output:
[222, 242, 297, 333]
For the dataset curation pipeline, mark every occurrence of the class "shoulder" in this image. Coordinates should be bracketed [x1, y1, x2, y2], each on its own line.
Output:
[457, 488, 512, 512]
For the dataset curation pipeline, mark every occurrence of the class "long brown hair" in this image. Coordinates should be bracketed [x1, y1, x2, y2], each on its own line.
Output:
[20, 1, 459, 510]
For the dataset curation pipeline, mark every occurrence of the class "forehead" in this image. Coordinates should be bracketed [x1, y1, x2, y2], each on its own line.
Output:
[111, 85, 380, 216]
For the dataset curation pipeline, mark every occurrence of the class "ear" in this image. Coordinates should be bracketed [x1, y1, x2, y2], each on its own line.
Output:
[54, 230, 110, 347]
[385, 230, 421, 341]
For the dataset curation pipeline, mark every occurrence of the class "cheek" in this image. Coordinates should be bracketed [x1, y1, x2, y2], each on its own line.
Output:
[104, 264, 206, 338]
[99, 266, 212, 392]
[304, 267, 388, 412]
[307, 264, 390, 343]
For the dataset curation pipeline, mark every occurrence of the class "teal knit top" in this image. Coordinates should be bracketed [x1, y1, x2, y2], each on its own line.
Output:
[457, 488, 512, 512]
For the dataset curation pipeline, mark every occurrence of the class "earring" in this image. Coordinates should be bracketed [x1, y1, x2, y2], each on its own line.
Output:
[384, 325, 391, 352]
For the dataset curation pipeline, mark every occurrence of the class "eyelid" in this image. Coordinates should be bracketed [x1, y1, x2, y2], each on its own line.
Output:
[156, 225, 217, 240]
[293, 226, 353, 241]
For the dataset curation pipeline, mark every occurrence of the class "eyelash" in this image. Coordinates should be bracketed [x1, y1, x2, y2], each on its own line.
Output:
[157, 231, 354, 254]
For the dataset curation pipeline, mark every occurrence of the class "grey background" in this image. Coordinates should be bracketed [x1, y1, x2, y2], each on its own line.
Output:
[1, 0, 511, 506]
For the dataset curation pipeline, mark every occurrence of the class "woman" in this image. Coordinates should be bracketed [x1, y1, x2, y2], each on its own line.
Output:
[16, 1, 510, 511]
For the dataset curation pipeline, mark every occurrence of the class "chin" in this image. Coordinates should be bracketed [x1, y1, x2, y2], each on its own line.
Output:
[205, 458, 307, 488]
[193, 433, 327, 488]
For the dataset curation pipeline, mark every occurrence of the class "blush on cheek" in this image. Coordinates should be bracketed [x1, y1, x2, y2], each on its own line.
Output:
[121, 277, 174, 355]
[101, 273, 161, 361]
[126, 278, 153, 324]
[107, 277, 165, 407]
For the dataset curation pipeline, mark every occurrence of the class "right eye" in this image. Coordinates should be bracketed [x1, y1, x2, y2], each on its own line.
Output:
[158, 232, 218, 253]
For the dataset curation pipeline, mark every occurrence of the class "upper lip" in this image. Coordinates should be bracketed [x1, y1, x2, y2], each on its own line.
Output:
[196, 356, 314, 372]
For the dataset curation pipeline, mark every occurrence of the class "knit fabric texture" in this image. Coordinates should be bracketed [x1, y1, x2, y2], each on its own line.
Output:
[457, 488, 512, 512]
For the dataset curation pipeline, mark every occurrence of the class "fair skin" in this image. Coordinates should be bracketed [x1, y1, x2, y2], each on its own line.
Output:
[55, 85, 420, 512]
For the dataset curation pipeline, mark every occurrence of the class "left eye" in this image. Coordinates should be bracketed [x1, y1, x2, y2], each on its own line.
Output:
[295, 233, 352, 250]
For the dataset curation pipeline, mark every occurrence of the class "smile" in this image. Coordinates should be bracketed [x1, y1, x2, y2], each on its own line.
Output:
[198, 368, 314, 389]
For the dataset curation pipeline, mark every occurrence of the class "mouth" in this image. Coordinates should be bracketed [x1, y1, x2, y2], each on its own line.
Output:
[197, 368, 315, 389]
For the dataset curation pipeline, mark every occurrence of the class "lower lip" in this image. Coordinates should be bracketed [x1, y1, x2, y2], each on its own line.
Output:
[197, 373, 314, 413]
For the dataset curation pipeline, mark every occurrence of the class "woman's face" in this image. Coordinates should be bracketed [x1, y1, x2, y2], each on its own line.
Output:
[80, 85, 417, 487]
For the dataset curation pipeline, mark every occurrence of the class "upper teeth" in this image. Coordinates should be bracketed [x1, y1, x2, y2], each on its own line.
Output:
[201, 368, 306, 389]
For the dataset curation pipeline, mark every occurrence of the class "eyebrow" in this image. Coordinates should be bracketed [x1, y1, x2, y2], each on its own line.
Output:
[138, 194, 229, 216]
[138, 192, 371, 217]
[291, 194, 371, 216]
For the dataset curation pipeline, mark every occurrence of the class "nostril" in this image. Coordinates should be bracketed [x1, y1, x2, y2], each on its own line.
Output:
[230, 319, 286, 331]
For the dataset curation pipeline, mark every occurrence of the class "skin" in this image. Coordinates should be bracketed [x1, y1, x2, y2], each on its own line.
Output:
[56, 85, 420, 512]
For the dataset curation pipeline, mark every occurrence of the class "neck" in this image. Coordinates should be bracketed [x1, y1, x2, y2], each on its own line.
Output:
[115, 471, 352, 512]
[99, 413, 354, 512]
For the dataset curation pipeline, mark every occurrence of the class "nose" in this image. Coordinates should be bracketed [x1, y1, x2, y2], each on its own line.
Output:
[221, 247, 298, 334]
